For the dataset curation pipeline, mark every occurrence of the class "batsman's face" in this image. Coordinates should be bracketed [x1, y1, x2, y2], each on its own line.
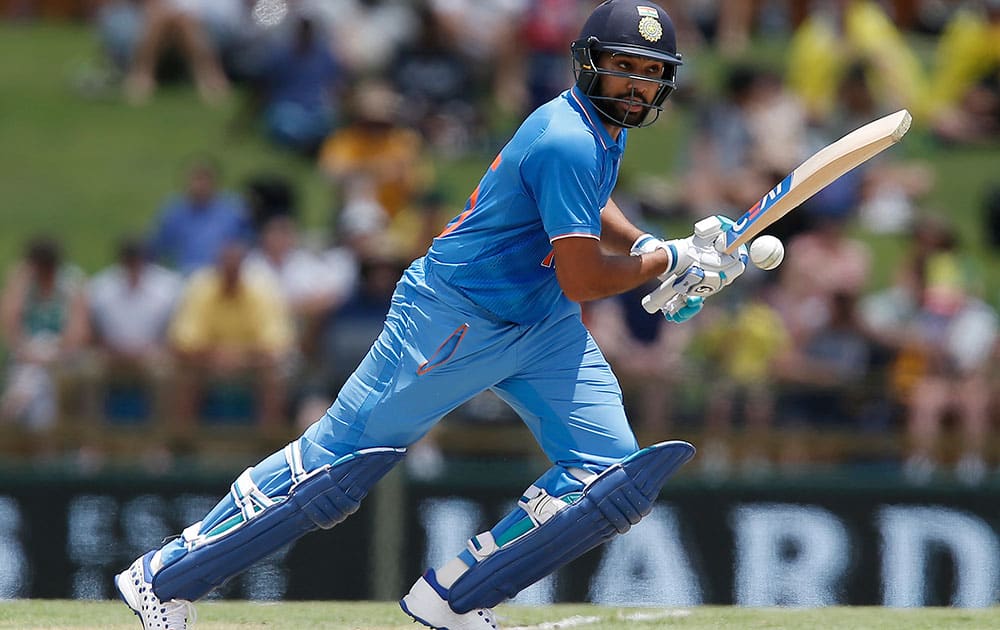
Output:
[596, 52, 665, 126]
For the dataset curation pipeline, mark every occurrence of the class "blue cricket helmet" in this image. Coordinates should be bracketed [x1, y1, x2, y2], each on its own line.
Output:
[571, 0, 682, 127]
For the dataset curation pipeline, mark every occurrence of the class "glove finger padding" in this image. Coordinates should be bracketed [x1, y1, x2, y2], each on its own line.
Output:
[663, 296, 703, 323]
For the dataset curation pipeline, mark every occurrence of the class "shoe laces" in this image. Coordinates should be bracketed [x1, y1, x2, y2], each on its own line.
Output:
[163, 599, 197, 629]
[475, 607, 497, 628]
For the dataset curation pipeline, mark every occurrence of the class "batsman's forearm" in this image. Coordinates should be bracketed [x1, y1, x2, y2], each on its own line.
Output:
[558, 249, 670, 303]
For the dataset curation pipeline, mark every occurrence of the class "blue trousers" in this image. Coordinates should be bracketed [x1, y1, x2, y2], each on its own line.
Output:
[304, 257, 639, 470]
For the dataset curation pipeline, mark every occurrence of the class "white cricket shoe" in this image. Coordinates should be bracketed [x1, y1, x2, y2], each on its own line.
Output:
[115, 551, 196, 629]
[400, 570, 498, 629]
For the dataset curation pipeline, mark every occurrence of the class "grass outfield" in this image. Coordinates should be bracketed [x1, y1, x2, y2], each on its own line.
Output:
[1, 601, 998, 630]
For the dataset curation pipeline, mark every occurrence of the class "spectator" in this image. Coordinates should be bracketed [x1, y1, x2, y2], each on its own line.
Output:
[925, 1, 1000, 145]
[773, 188, 872, 344]
[244, 213, 355, 428]
[774, 292, 875, 452]
[146, 156, 254, 276]
[304, 0, 418, 78]
[318, 81, 433, 235]
[244, 214, 351, 344]
[507, 0, 587, 117]
[785, 0, 924, 122]
[242, 172, 297, 232]
[87, 236, 182, 423]
[118, 0, 239, 105]
[248, 12, 345, 156]
[811, 60, 935, 236]
[862, 216, 997, 484]
[697, 292, 791, 475]
[0, 236, 89, 432]
[686, 64, 808, 221]
[387, 4, 486, 154]
[168, 241, 295, 439]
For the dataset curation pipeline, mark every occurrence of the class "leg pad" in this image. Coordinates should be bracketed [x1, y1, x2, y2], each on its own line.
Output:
[448, 441, 694, 612]
[153, 446, 404, 601]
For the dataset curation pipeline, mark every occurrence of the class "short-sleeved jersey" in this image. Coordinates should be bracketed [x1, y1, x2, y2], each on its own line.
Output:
[425, 86, 626, 325]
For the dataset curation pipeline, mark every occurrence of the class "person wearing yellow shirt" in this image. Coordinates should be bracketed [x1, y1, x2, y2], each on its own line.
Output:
[169, 241, 295, 439]
[697, 294, 792, 474]
[786, 0, 925, 121]
[926, 2, 1000, 144]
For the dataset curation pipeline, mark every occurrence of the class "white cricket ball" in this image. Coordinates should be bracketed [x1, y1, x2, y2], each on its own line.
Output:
[749, 235, 784, 270]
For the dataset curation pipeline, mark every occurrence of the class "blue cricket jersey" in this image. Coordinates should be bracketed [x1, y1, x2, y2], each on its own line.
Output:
[424, 86, 626, 325]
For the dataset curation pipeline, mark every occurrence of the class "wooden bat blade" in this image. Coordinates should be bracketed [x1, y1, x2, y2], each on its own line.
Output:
[641, 109, 911, 315]
[720, 108, 912, 254]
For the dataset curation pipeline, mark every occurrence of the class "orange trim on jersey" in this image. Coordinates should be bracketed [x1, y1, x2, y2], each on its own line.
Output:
[541, 250, 555, 268]
[437, 153, 501, 239]
[438, 185, 480, 238]
[417, 324, 469, 375]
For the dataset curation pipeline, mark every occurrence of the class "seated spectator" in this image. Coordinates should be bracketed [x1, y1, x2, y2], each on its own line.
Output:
[697, 292, 791, 476]
[774, 292, 874, 427]
[304, 0, 418, 78]
[244, 214, 352, 347]
[146, 156, 254, 276]
[925, 2, 1000, 145]
[388, 4, 486, 154]
[785, 0, 924, 122]
[87, 236, 182, 424]
[507, 0, 588, 118]
[318, 81, 433, 234]
[862, 216, 997, 484]
[773, 190, 872, 344]
[686, 64, 808, 222]
[0, 236, 89, 432]
[116, 0, 240, 105]
[247, 12, 345, 156]
[168, 241, 295, 440]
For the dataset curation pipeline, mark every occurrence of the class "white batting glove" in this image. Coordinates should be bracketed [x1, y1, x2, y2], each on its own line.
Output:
[640, 216, 749, 314]
[630, 233, 694, 281]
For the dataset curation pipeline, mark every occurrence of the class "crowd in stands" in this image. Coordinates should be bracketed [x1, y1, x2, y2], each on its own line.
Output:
[1, 0, 998, 484]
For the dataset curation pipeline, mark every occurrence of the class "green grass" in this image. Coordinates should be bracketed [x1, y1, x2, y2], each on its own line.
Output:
[0, 23, 331, 272]
[1, 601, 999, 630]
[1, 22, 998, 302]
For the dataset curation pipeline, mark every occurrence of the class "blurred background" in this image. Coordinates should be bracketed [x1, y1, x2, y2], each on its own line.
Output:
[0, 0, 998, 607]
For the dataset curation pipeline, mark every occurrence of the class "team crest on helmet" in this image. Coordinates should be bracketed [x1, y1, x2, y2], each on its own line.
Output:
[637, 15, 663, 42]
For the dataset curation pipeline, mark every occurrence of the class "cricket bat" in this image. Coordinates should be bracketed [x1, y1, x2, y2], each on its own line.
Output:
[642, 108, 912, 314]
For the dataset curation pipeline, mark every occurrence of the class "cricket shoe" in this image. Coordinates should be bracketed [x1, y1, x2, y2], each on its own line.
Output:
[400, 570, 498, 629]
[115, 551, 197, 629]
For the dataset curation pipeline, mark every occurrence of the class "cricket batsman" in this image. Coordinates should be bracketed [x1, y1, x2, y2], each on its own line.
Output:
[114, 2, 749, 628]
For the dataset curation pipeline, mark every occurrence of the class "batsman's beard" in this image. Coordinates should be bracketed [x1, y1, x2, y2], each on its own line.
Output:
[596, 87, 657, 127]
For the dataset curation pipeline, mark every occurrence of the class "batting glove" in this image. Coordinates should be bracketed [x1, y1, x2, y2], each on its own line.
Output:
[630, 233, 695, 281]
[662, 295, 704, 324]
